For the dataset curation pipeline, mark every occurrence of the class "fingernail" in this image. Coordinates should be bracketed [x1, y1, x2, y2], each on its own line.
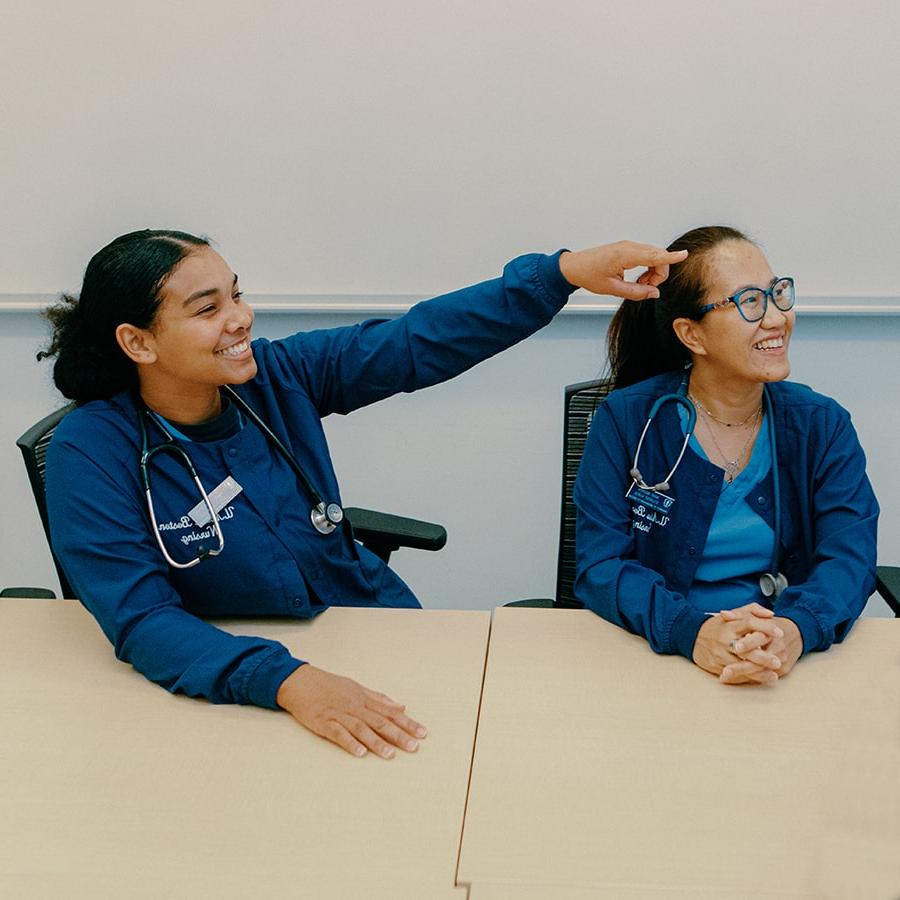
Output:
[355, 746, 367, 757]
[382, 747, 395, 759]
[649, 289, 660, 299]
[406, 740, 418, 751]
[415, 726, 427, 738]
[775, 628, 784, 638]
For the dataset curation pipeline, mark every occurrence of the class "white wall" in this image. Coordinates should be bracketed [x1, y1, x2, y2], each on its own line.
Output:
[2, 0, 899, 613]
[2, 1, 899, 294]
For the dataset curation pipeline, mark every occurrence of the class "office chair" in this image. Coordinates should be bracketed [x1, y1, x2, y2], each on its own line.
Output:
[509, 379, 900, 616]
[508, 379, 611, 608]
[2, 404, 447, 599]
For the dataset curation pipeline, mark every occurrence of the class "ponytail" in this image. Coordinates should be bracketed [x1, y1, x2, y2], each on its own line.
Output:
[39, 229, 210, 402]
[606, 225, 750, 390]
[41, 293, 140, 401]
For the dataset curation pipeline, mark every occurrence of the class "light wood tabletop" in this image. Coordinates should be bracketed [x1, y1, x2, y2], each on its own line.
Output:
[457, 607, 900, 899]
[0, 600, 488, 899]
[5, 600, 897, 899]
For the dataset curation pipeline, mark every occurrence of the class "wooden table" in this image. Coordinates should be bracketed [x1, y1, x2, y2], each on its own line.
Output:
[4, 601, 898, 898]
[457, 608, 900, 899]
[0, 600, 485, 899]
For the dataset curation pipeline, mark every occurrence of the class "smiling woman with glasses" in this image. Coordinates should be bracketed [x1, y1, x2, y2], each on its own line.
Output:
[574, 225, 878, 690]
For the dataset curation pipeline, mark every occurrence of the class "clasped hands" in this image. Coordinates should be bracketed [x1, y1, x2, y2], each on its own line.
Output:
[693, 602, 803, 686]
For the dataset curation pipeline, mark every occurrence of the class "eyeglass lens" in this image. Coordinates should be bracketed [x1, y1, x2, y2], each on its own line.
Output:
[736, 278, 795, 321]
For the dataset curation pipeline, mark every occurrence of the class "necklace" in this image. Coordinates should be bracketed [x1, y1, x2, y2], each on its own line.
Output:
[694, 403, 762, 484]
[688, 391, 760, 427]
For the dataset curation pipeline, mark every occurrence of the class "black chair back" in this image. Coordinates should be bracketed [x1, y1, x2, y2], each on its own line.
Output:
[554, 379, 612, 607]
[16, 404, 76, 598]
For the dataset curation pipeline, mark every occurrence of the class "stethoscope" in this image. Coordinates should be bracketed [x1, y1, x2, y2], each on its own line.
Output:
[629, 383, 788, 601]
[139, 386, 344, 569]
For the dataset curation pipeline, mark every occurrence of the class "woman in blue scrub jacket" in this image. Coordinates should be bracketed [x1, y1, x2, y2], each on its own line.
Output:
[574, 225, 878, 686]
[41, 229, 686, 756]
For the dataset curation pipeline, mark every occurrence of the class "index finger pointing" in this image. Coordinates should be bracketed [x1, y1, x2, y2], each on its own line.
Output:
[617, 244, 688, 269]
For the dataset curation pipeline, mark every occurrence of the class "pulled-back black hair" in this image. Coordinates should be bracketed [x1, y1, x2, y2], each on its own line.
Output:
[606, 225, 752, 389]
[40, 229, 210, 402]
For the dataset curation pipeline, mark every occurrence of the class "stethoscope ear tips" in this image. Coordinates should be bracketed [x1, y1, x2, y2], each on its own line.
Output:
[629, 468, 669, 493]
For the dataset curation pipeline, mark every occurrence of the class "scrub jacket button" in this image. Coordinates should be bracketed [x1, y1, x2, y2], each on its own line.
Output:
[707, 473, 718, 483]
[757, 496, 766, 505]
[688, 546, 696, 556]
[292, 598, 302, 608]
[227, 447, 237, 458]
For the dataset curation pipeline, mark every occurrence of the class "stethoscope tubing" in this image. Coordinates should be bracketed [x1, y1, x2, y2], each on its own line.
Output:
[221, 387, 344, 534]
[139, 389, 343, 568]
[630, 393, 697, 493]
[629, 382, 785, 598]
[139, 414, 226, 568]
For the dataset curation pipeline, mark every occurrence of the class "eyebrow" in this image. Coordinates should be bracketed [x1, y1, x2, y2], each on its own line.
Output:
[183, 273, 239, 307]
[729, 275, 779, 295]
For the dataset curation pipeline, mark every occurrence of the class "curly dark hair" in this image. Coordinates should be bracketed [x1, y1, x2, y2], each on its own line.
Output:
[39, 229, 210, 402]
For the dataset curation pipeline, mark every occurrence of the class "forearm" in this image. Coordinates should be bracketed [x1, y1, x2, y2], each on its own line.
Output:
[270, 252, 575, 416]
[777, 407, 879, 652]
[577, 558, 707, 657]
[117, 605, 303, 707]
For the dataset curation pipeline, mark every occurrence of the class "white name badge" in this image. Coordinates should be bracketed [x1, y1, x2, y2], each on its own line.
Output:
[188, 476, 244, 526]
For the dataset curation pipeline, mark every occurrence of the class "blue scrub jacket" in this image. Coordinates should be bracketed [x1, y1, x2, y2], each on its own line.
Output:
[47, 252, 574, 709]
[573, 371, 879, 660]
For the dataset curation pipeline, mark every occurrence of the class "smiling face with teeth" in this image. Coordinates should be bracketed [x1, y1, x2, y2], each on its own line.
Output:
[118, 246, 257, 423]
[673, 239, 795, 393]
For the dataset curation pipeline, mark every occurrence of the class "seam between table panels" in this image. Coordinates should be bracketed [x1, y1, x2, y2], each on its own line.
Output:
[453, 608, 493, 892]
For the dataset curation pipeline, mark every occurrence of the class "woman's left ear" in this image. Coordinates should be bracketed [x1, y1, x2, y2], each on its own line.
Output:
[672, 317, 707, 357]
[115, 323, 158, 366]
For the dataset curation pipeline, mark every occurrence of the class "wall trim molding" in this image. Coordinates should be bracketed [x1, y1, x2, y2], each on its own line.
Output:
[3, 292, 900, 316]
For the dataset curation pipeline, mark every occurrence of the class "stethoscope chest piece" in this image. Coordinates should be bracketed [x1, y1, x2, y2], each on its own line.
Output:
[311, 502, 344, 535]
[759, 571, 788, 600]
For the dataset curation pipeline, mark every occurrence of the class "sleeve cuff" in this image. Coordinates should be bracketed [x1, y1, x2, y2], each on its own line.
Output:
[539, 249, 578, 299]
[245, 650, 306, 709]
[775, 605, 821, 656]
[669, 604, 709, 660]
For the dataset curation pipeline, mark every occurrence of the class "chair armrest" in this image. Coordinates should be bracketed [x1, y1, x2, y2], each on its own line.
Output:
[344, 507, 447, 563]
[1, 587, 58, 599]
[875, 566, 900, 617]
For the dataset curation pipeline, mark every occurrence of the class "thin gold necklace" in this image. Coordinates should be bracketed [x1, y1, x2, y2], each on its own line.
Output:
[688, 391, 760, 428]
[695, 404, 762, 484]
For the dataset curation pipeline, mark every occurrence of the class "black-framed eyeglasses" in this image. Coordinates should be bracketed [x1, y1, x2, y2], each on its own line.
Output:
[695, 276, 795, 323]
